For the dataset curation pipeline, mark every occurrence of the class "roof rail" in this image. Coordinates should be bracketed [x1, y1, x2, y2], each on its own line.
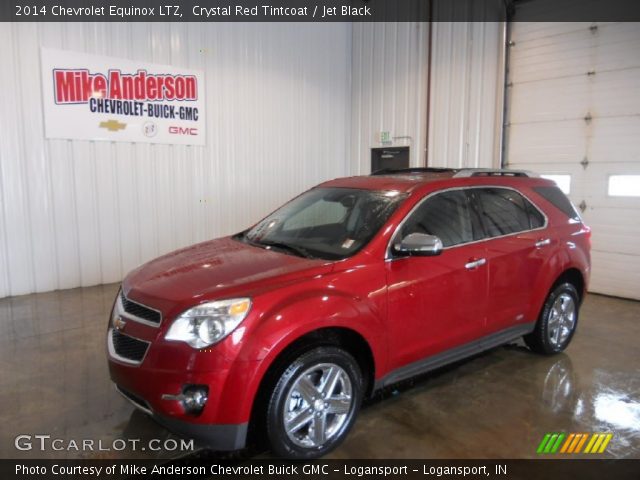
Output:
[453, 168, 538, 178]
[371, 167, 458, 176]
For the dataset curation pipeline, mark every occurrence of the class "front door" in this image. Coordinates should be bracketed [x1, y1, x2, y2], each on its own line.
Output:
[385, 189, 488, 373]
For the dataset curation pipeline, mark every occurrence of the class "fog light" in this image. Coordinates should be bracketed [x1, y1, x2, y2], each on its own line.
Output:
[161, 385, 208, 415]
[182, 386, 208, 414]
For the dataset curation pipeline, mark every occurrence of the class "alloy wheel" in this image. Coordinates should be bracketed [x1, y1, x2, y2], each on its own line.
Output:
[283, 363, 353, 449]
[547, 293, 576, 347]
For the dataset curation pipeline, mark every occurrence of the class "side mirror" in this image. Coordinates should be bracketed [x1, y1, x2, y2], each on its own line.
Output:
[393, 233, 443, 257]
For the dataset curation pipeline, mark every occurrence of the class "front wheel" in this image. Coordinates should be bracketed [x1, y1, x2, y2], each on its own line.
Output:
[265, 346, 363, 459]
[524, 282, 580, 354]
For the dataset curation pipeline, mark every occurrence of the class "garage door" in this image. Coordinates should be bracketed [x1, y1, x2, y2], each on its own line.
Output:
[504, 21, 640, 300]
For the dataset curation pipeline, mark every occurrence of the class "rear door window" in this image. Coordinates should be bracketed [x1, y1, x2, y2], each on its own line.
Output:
[475, 188, 544, 237]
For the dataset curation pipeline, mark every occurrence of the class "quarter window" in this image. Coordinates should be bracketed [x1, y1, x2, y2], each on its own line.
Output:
[533, 186, 580, 221]
[541, 174, 571, 194]
[399, 191, 480, 247]
[475, 188, 543, 237]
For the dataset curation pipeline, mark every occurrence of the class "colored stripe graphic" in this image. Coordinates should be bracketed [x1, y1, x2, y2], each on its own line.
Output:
[544, 434, 558, 453]
[585, 433, 613, 454]
[538, 433, 612, 454]
[551, 433, 565, 453]
[537, 433, 552, 454]
[598, 433, 613, 453]
[575, 433, 589, 453]
[568, 434, 583, 453]
[560, 433, 575, 453]
[584, 433, 599, 453]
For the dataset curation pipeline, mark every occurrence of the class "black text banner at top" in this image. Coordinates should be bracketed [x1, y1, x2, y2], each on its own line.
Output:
[5, 0, 429, 22]
[3, 0, 640, 22]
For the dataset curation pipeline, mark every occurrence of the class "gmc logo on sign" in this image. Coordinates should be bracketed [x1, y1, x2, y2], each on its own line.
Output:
[168, 126, 198, 136]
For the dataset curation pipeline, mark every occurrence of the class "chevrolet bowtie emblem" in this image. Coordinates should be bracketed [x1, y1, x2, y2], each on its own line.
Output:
[113, 316, 126, 331]
[99, 119, 127, 132]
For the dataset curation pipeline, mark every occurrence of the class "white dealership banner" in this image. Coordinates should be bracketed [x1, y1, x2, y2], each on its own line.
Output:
[41, 48, 205, 145]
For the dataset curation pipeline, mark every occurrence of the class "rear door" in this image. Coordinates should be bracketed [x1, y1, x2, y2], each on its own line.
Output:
[471, 187, 550, 334]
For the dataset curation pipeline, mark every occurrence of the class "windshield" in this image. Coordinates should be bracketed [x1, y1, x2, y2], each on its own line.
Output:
[238, 187, 406, 260]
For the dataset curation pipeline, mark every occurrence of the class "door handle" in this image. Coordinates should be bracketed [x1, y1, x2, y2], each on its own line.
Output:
[465, 258, 486, 270]
[535, 238, 551, 248]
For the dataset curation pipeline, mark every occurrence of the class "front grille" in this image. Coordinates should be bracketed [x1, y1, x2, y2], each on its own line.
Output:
[121, 291, 161, 325]
[111, 329, 149, 363]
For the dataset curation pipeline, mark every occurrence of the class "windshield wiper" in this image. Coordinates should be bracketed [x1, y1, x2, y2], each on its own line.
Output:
[253, 239, 315, 259]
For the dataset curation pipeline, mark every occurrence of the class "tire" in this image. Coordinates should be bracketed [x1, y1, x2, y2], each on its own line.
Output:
[265, 346, 363, 459]
[524, 282, 580, 355]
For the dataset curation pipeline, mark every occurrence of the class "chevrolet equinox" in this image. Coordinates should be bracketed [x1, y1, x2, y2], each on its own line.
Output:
[108, 168, 591, 459]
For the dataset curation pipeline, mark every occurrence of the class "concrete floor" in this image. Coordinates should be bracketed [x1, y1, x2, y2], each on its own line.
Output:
[1, 283, 638, 459]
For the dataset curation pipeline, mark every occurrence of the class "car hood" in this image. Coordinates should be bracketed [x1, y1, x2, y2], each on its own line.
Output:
[123, 236, 332, 311]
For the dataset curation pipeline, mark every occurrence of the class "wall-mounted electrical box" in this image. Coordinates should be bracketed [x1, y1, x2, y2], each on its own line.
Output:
[371, 146, 409, 173]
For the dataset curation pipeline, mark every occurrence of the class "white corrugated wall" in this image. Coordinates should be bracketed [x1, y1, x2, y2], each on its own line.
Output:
[0, 20, 510, 298]
[427, 0, 506, 170]
[427, 21, 506, 169]
[350, 22, 430, 174]
[0, 22, 351, 298]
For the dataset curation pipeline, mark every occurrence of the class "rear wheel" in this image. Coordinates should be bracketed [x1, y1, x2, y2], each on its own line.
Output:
[525, 282, 580, 354]
[265, 346, 362, 459]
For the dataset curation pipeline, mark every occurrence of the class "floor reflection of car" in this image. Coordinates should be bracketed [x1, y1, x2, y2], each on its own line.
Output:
[541, 355, 578, 415]
[107, 168, 591, 459]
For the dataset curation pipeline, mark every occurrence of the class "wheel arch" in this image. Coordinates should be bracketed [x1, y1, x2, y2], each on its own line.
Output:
[246, 326, 376, 446]
[528, 265, 586, 326]
[529, 243, 588, 322]
[552, 267, 586, 303]
[524, 269, 584, 355]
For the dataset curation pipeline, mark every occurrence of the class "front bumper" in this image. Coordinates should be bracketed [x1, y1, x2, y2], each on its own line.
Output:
[113, 382, 248, 451]
[108, 344, 250, 451]
[107, 288, 258, 451]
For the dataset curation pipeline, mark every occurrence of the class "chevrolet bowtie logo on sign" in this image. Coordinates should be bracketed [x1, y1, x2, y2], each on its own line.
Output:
[537, 432, 613, 454]
[99, 119, 127, 132]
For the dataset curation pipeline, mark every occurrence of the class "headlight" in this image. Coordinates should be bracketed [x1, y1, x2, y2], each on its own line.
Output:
[165, 298, 251, 349]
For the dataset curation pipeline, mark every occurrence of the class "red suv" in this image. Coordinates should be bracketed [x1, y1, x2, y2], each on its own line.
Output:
[108, 168, 590, 458]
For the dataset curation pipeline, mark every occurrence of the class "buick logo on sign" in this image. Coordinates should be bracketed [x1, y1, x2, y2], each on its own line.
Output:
[113, 316, 126, 331]
[142, 121, 158, 137]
